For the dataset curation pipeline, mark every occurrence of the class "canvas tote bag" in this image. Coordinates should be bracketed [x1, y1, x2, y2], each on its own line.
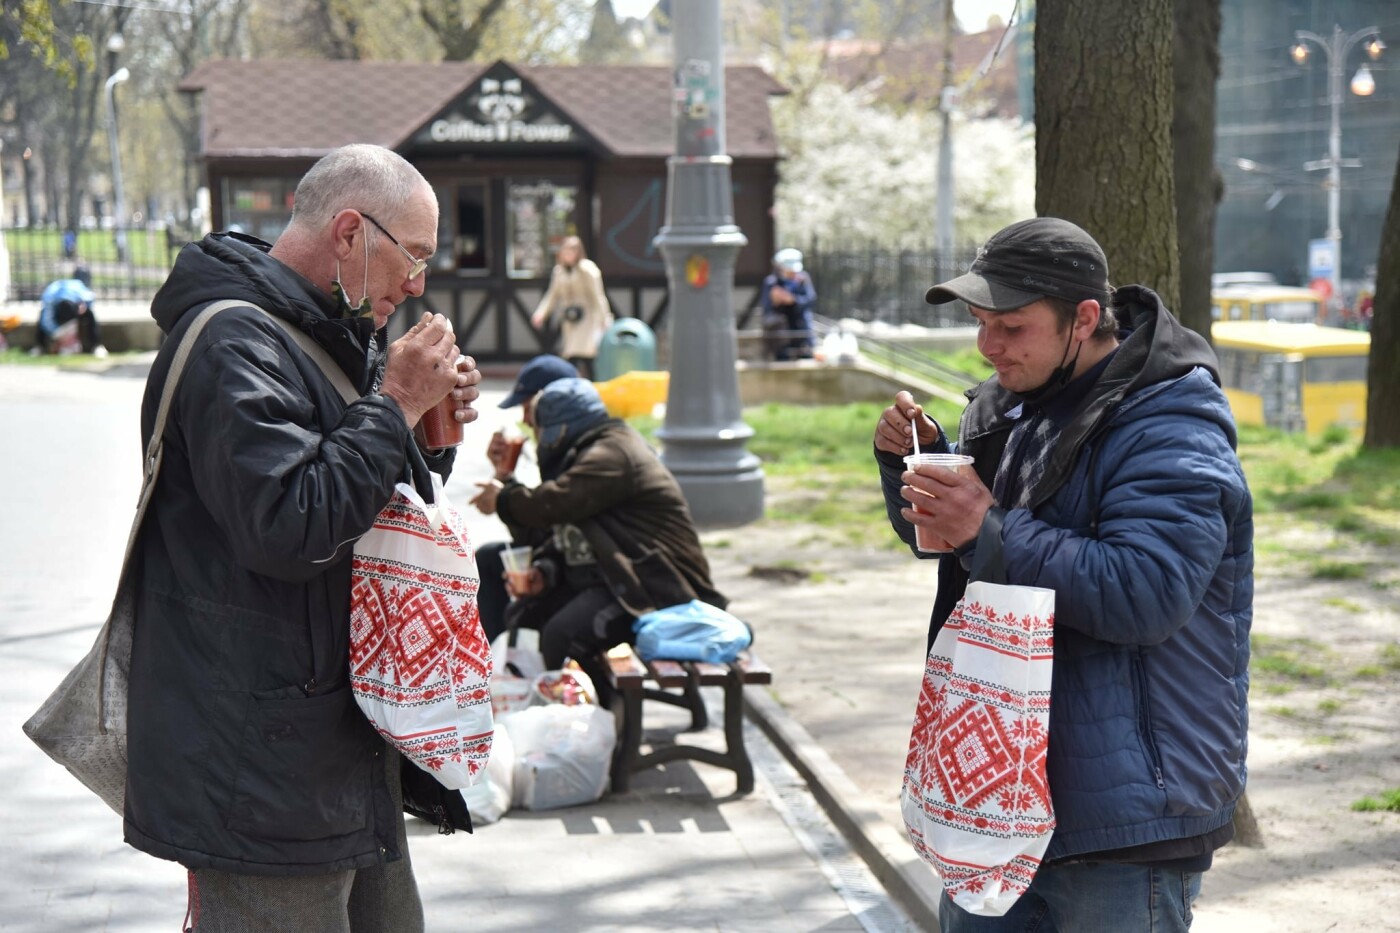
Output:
[901, 529, 1056, 916]
[22, 299, 263, 815]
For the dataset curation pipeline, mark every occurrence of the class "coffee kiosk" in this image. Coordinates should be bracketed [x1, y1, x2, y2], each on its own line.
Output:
[180, 58, 785, 361]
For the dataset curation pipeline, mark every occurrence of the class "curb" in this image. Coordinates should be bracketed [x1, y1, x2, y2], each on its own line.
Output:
[744, 687, 944, 929]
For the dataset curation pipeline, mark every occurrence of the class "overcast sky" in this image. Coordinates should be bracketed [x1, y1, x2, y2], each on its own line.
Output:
[608, 0, 1018, 34]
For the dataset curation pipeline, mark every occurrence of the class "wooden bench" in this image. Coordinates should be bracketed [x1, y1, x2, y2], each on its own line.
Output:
[602, 643, 773, 795]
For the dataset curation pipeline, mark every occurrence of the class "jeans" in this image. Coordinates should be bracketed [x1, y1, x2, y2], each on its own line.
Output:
[939, 861, 1202, 933]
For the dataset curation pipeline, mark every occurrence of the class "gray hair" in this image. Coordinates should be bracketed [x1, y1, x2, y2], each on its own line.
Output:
[288, 144, 428, 231]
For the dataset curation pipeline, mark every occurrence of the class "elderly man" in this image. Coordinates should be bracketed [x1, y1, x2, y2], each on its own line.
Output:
[124, 144, 481, 931]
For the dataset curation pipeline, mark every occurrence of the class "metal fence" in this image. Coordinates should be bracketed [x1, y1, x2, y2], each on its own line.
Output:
[802, 244, 980, 328]
[1, 226, 186, 301]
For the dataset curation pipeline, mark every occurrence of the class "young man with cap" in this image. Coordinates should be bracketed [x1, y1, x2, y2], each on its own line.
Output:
[473, 354, 580, 641]
[873, 217, 1253, 930]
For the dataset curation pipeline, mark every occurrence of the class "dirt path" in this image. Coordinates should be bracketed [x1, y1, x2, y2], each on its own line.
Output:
[703, 515, 1400, 933]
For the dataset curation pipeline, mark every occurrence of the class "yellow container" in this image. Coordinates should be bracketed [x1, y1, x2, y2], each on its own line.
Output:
[594, 370, 670, 419]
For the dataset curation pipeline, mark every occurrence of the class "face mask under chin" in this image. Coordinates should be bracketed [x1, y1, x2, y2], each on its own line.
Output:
[332, 230, 374, 320]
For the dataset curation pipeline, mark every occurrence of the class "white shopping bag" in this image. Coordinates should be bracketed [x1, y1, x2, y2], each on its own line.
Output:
[503, 704, 615, 811]
[901, 579, 1056, 916]
[350, 475, 493, 790]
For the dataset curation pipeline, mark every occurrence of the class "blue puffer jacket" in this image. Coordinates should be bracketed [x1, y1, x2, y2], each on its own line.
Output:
[879, 286, 1253, 860]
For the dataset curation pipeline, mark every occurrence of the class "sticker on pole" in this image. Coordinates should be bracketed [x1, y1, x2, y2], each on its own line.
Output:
[685, 255, 710, 289]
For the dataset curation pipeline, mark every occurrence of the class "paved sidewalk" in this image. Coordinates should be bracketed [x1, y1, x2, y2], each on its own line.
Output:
[0, 363, 925, 933]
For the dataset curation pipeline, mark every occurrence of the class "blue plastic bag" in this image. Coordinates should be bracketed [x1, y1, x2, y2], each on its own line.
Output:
[633, 600, 753, 664]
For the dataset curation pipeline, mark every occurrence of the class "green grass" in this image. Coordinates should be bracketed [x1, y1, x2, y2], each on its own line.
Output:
[1351, 788, 1400, 813]
[1250, 635, 1331, 683]
[1311, 561, 1370, 580]
[5, 227, 176, 269]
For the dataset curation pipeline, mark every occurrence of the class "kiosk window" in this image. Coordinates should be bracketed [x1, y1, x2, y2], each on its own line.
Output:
[223, 177, 296, 241]
[433, 181, 490, 275]
[507, 180, 579, 278]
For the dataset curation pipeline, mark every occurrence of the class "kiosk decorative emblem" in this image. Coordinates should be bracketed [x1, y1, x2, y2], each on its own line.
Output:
[427, 74, 574, 144]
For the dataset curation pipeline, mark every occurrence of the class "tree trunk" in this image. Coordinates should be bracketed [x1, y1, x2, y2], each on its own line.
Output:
[1172, 0, 1222, 341]
[1034, 0, 1179, 312]
[1363, 153, 1400, 448]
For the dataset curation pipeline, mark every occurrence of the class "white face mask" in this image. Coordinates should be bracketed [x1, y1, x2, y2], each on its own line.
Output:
[332, 229, 372, 319]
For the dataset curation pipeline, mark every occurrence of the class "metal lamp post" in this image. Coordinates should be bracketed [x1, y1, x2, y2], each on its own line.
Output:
[653, 0, 764, 529]
[1291, 24, 1385, 308]
[104, 65, 130, 266]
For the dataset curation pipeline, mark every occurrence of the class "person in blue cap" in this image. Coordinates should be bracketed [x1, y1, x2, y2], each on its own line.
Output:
[472, 377, 724, 707]
[473, 354, 580, 641]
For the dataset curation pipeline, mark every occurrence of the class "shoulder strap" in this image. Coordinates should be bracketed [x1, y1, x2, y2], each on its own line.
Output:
[120, 299, 249, 576]
[255, 311, 361, 405]
[123, 300, 361, 578]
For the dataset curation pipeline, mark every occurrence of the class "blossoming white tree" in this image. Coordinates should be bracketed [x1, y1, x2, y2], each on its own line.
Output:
[771, 80, 1035, 250]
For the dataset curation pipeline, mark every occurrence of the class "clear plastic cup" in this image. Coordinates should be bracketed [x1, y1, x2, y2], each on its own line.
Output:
[501, 545, 533, 596]
[902, 453, 976, 554]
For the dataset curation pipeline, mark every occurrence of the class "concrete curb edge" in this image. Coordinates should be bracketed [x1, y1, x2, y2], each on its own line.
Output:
[744, 687, 943, 929]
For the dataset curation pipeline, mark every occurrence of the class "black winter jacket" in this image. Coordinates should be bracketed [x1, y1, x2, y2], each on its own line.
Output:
[124, 233, 452, 875]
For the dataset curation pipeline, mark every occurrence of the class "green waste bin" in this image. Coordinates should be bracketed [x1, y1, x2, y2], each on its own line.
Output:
[594, 317, 657, 382]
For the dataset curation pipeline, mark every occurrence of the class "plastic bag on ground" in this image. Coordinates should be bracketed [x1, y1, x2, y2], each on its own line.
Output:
[462, 718, 515, 825]
[502, 704, 615, 811]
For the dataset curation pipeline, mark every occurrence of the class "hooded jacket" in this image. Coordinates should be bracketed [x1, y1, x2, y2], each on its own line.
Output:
[878, 286, 1253, 860]
[497, 379, 725, 616]
[124, 233, 445, 875]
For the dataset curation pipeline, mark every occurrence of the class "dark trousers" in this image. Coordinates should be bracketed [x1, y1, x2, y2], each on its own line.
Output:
[476, 540, 509, 645]
[37, 306, 102, 353]
[506, 581, 634, 707]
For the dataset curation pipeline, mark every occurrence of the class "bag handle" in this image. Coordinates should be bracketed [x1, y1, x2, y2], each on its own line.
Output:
[123, 300, 254, 576]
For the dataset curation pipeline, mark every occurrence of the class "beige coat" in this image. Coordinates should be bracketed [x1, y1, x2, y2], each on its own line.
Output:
[532, 258, 614, 360]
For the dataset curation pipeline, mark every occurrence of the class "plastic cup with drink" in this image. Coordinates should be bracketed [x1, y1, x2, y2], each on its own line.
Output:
[903, 453, 976, 554]
[501, 545, 534, 598]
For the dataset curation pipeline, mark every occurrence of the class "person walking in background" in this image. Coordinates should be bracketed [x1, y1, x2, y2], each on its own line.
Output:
[531, 235, 613, 379]
[761, 247, 816, 361]
[470, 377, 724, 707]
[124, 143, 483, 932]
[35, 273, 105, 356]
[872, 217, 1253, 931]
[473, 353, 579, 643]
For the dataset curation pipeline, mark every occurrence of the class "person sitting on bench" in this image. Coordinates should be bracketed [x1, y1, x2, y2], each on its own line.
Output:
[470, 377, 725, 706]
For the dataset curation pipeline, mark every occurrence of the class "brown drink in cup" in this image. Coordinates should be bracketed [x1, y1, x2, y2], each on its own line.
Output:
[418, 356, 469, 449]
[501, 436, 526, 474]
[501, 545, 533, 597]
[418, 392, 465, 449]
[903, 453, 975, 554]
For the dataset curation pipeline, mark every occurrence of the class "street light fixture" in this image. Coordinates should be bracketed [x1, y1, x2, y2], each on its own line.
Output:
[1290, 23, 1384, 308]
[104, 66, 130, 265]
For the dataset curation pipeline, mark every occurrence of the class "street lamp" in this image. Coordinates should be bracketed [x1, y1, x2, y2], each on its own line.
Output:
[104, 66, 130, 265]
[1290, 24, 1384, 309]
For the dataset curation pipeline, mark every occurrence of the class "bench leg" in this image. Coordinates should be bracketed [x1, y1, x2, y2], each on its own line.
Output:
[723, 669, 754, 795]
[683, 669, 708, 732]
[611, 687, 644, 794]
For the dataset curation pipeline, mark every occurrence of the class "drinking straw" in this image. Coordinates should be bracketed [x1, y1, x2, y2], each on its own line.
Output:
[910, 407, 921, 458]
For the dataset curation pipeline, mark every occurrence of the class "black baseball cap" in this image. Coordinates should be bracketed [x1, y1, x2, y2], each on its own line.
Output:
[924, 217, 1112, 310]
[498, 354, 578, 408]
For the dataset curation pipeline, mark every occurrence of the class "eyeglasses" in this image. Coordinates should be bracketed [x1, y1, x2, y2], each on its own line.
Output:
[360, 211, 429, 279]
